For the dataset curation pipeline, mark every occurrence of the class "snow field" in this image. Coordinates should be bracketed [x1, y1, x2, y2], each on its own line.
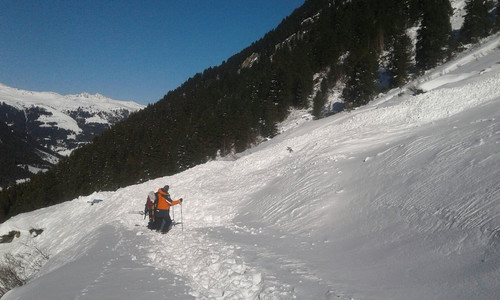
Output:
[142, 228, 266, 299]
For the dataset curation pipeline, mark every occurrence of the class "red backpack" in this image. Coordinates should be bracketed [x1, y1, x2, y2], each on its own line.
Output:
[144, 191, 158, 216]
[145, 191, 158, 229]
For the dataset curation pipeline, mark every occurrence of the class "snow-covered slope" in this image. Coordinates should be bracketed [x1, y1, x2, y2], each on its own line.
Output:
[1, 33, 500, 299]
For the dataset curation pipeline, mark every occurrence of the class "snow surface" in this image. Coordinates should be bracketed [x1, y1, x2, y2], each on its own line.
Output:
[1, 32, 500, 300]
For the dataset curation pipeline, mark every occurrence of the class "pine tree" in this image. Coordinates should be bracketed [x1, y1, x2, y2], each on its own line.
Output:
[312, 79, 328, 119]
[461, 0, 494, 43]
[416, 0, 453, 71]
[380, 0, 414, 88]
[388, 31, 413, 88]
[342, 49, 379, 109]
[497, 0, 500, 30]
[498, 0, 500, 29]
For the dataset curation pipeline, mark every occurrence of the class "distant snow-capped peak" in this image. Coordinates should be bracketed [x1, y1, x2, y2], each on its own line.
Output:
[0, 83, 144, 113]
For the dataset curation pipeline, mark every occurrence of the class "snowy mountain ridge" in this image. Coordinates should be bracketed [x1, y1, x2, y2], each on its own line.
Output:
[0, 83, 144, 137]
[1, 31, 499, 299]
[0, 83, 145, 188]
[0, 83, 142, 112]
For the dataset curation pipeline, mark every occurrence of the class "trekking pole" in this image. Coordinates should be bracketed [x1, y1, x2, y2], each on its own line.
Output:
[172, 205, 175, 222]
[181, 202, 184, 232]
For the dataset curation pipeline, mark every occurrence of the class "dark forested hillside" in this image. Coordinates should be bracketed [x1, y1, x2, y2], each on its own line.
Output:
[1, 0, 499, 221]
[0, 122, 61, 188]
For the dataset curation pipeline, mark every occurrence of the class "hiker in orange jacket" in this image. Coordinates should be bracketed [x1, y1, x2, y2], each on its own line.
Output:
[155, 185, 183, 233]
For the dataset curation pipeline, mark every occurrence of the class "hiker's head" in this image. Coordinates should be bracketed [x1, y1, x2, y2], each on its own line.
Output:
[163, 185, 169, 192]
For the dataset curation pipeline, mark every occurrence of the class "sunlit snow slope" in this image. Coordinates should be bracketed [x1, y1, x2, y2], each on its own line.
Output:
[1, 34, 500, 300]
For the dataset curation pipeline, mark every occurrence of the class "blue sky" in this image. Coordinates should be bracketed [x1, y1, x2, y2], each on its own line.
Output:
[0, 0, 304, 104]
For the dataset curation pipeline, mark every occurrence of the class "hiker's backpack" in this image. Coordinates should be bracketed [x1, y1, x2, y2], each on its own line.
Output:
[145, 191, 157, 217]
[145, 191, 158, 229]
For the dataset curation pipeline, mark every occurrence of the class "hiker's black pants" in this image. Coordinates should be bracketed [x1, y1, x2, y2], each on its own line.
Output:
[155, 209, 171, 233]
